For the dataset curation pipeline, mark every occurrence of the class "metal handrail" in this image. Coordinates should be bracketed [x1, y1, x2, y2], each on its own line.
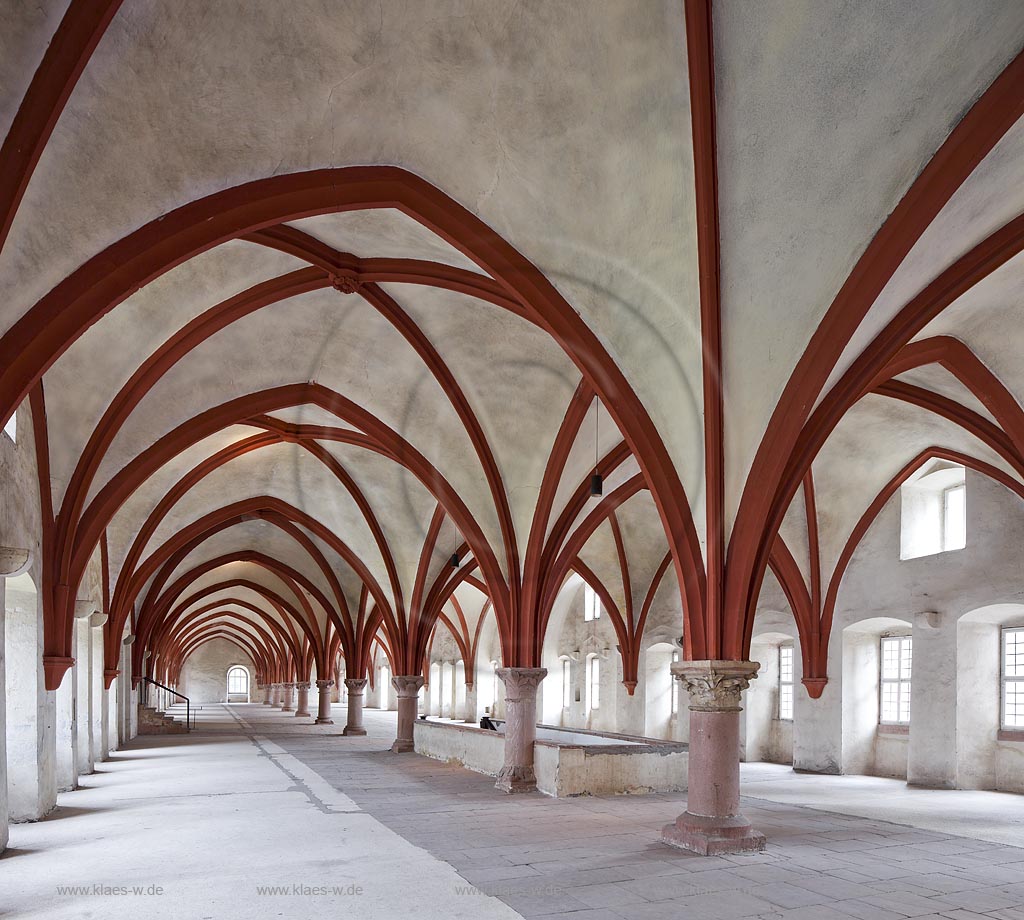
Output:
[141, 676, 192, 731]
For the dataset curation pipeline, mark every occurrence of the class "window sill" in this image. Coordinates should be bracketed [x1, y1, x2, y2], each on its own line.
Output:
[997, 729, 1024, 743]
[878, 723, 910, 735]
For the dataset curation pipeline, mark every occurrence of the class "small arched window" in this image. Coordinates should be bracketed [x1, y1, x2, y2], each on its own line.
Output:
[587, 656, 600, 710]
[227, 666, 249, 696]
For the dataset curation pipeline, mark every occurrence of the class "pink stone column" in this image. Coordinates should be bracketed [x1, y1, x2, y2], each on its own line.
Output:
[271, 683, 282, 707]
[315, 679, 334, 724]
[294, 681, 311, 717]
[262, 683, 273, 705]
[662, 660, 765, 855]
[494, 667, 546, 793]
[390, 676, 425, 753]
[342, 678, 367, 736]
[281, 682, 295, 712]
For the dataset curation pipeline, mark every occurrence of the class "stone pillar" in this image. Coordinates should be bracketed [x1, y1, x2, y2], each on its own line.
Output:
[55, 655, 78, 792]
[294, 681, 311, 717]
[494, 667, 546, 793]
[262, 683, 272, 705]
[315, 679, 334, 724]
[463, 681, 478, 723]
[662, 660, 765, 855]
[74, 615, 93, 775]
[89, 615, 106, 765]
[342, 678, 367, 736]
[280, 681, 295, 712]
[391, 676, 425, 752]
[271, 683, 282, 707]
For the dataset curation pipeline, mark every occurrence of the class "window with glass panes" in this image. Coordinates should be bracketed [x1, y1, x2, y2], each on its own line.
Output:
[584, 584, 601, 621]
[588, 656, 600, 710]
[942, 483, 966, 551]
[227, 666, 248, 695]
[1003, 628, 1024, 729]
[562, 659, 571, 709]
[779, 645, 794, 720]
[880, 636, 912, 724]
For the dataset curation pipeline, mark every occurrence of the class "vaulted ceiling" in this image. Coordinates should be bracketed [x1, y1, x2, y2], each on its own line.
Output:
[1, 1, 1022, 693]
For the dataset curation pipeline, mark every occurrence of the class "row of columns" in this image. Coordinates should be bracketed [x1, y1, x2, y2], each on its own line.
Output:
[254, 660, 764, 857]
[257, 679, 349, 726]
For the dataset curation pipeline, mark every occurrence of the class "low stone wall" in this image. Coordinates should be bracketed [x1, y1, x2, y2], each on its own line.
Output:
[413, 720, 505, 777]
[413, 719, 688, 797]
[534, 739, 687, 797]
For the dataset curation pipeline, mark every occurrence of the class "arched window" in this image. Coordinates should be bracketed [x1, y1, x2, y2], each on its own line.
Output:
[584, 584, 601, 621]
[227, 666, 249, 696]
[561, 658, 571, 709]
[587, 656, 600, 710]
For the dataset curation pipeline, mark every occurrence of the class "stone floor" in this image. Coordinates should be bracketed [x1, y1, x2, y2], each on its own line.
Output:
[4, 704, 1024, 920]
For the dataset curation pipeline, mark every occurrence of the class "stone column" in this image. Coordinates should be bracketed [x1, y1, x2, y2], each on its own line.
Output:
[55, 650, 78, 792]
[280, 681, 295, 712]
[315, 679, 334, 724]
[342, 678, 367, 736]
[463, 681, 478, 723]
[662, 660, 765, 855]
[294, 681, 311, 717]
[262, 683, 273, 705]
[271, 683, 282, 707]
[494, 667, 546, 793]
[391, 676, 425, 752]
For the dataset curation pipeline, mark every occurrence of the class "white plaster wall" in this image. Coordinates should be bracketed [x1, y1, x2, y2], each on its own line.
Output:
[178, 640, 255, 705]
[790, 471, 1024, 790]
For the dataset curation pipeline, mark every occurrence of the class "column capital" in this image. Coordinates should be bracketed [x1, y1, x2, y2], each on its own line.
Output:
[495, 667, 547, 702]
[391, 675, 424, 698]
[283, 681, 296, 689]
[671, 660, 760, 712]
[344, 678, 368, 692]
[315, 679, 334, 690]
[295, 681, 311, 691]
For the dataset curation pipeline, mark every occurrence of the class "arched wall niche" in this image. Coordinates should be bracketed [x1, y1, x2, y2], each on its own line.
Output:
[841, 617, 913, 780]
[746, 623, 799, 766]
[957, 603, 1024, 793]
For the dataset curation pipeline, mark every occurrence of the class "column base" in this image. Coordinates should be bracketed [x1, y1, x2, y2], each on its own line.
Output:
[280, 706, 294, 712]
[342, 726, 367, 736]
[661, 812, 766, 856]
[262, 701, 273, 706]
[294, 709, 310, 717]
[314, 717, 334, 725]
[495, 765, 537, 794]
[390, 739, 414, 753]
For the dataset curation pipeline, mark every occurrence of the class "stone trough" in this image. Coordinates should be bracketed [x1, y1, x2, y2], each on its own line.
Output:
[412, 718, 688, 797]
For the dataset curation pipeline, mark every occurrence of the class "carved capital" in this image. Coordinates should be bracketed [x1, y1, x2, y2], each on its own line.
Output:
[391, 675, 424, 698]
[315, 679, 335, 690]
[344, 678, 368, 692]
[295, 681, 311, 691]
[671, 660, 760, 712]
[283, 681, 296, 689]
[495, 667, 547, 702]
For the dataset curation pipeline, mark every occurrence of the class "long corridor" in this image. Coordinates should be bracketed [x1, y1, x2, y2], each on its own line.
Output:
[4, 705, 1024, 920]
